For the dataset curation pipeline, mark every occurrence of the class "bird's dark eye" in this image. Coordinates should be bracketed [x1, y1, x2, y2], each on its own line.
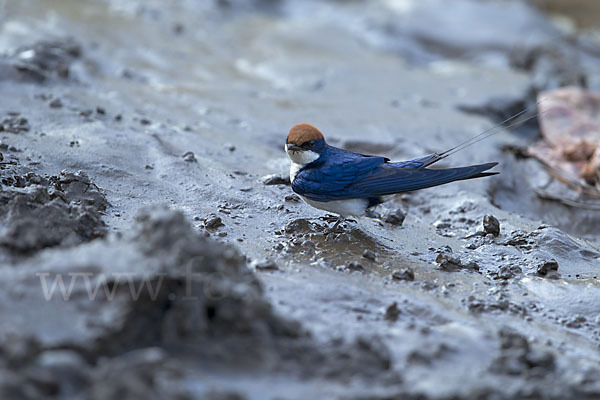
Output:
[300, 139, 316, 150]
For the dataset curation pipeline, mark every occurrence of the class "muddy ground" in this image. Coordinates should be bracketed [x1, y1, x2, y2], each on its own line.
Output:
[0, 0, 599, 399]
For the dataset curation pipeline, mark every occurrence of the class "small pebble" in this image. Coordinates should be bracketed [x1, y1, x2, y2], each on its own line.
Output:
[421, 281, 437, 291]
[285, 194, 301, 202]
[362, 249, 377, 261]
[204, 214, 224, 229]
[384, 209, 406, 226]
[254, 259, 279, 271]
[49, 98, 63, 108]
[483, 215, 500, 236]
[565, 315, 586, 329]
[537, 259, 559, 277]
[384, 302, 401, 322]
[182, 151, 197, 162]
[225, 143, 236, 152]
[435, 251, 461, 269]
[392, 268, 414, 281]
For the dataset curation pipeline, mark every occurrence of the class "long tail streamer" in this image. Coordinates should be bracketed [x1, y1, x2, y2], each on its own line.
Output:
[437, 97, 548, 160]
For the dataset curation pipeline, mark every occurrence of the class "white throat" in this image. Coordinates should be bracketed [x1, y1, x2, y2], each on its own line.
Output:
[285, 144, 320, 182]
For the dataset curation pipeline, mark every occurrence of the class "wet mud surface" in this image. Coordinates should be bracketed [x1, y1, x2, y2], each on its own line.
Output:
[1, 0, 600, 399]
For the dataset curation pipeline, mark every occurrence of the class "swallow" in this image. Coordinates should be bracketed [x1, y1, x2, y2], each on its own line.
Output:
[285, 123, 498, 224]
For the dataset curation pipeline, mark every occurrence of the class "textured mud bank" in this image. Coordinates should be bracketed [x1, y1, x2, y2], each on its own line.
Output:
[0, 0, 600, 399]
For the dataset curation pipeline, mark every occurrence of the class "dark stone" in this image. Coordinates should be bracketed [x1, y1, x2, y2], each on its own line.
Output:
[565, 315, 586, 329]
[384, 302, 401, 322]
[254, 259, 279, 271]
[537, 260, 559, 276]
[384, 208, 406, 226]
[182, 151, 197, 162]
[284, 194, 300, 202]
[392, 268, 414, 281]
[204, 214, 224, 229]
[483, 214, 500, 236]
[362, 249, 377, 261]
[49, 98, 63, 108]
[435, 248, 479, 271]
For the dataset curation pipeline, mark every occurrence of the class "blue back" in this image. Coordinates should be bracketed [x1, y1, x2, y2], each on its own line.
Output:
[292, 145, 496, 202]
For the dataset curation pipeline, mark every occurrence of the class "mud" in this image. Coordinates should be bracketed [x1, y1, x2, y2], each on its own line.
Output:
[0, 164, 107, 259]
[1, 0, 600, 399]
[0, 208, 399, 398]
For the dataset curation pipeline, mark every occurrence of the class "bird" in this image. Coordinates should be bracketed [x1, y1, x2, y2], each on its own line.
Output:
[285, 123, 498, 228]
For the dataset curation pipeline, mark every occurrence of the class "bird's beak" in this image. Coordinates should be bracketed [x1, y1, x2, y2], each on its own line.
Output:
[286, 143, 303, 152]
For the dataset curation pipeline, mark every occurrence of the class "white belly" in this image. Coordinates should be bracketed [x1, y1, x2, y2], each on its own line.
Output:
[302, 197, 368, 218]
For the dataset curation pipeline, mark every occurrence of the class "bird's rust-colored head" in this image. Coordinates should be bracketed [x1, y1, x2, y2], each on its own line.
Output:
[286, 123, 325, 150]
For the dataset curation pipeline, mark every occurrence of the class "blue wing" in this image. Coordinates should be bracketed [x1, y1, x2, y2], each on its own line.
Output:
[291, 148, 388, 201]
[343, 162, 498, 199]
[292, 147, 497, 202]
